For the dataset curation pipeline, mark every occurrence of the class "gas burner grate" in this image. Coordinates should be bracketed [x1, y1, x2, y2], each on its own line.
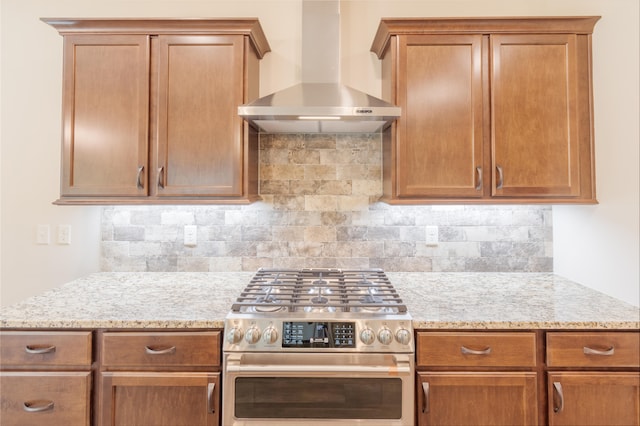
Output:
[231, 268, 407, 314]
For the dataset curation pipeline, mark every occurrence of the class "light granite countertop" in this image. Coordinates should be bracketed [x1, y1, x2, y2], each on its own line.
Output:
[1, 272, 638, 330]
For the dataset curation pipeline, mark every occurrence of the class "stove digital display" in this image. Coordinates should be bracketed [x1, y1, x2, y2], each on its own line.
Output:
[282, 322, 356, 348]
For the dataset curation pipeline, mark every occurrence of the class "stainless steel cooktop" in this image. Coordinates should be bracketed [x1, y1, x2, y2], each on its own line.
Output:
[223, 268, 413, 353]
[230, 268, 408, 314]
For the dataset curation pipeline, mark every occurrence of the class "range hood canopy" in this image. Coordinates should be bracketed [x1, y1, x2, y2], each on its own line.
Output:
[238, 0, 400, 133]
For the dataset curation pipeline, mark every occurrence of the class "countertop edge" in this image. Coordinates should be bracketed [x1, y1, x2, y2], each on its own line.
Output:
[2, 320, 638, 331]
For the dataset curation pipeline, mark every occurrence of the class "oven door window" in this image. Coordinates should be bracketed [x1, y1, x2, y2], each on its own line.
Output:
[234, 377, 402, 419]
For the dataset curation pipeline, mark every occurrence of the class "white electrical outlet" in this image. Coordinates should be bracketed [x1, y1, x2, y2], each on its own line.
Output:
[425, 226, 439, 245]
[36, 224, 50, 245]
[57, 225, 71, 245]
[184, 225, 198, 246]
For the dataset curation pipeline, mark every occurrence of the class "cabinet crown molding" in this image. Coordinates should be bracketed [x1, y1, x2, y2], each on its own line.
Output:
[371, 16, 600, 57]
[41, 17, 271, 58]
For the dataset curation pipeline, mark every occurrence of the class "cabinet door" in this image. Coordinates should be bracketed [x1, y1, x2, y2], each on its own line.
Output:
[491, 34, 580, 198]
[548, 372, 640, 426]
[101, 372, 220, 426]
[154, 35, 245, 197]
[417, 372, 537, 425]
[61, 35, 150, 197]
[396, 34, 484, 198]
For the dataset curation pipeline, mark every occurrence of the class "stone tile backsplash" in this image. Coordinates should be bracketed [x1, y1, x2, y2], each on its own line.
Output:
[101, 133, 552, 272]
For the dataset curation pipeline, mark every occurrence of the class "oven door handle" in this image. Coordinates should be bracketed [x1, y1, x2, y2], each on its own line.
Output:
[225, 354, 413, 375]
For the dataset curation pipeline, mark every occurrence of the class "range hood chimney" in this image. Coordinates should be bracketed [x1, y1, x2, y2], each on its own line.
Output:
[238, 0, 400, 133]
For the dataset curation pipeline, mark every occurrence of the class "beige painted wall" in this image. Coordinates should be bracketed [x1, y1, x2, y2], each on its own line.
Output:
[1, 0, 638, 307]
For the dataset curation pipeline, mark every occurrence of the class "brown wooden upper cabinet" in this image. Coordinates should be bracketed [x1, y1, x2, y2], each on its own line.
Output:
[43, 19, 270, 204]
[371, 17, 600, 204]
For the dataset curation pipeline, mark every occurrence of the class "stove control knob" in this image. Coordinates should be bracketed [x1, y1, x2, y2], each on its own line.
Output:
[262, 326, 278, 344]
[360, 327, 376, 345]
[378, 327, 394, 345]
[395, 328, 412, 346]
[226, 327, 244, 345]
[244, 326, 261, 345]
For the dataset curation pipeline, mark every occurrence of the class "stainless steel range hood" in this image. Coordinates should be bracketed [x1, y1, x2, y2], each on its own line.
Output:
[238, 0, 400, 133]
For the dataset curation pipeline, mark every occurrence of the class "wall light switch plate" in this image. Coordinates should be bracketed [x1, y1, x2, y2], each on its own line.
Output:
[184, 225, 198, 246]
[57, 225, 71, 245]
[425, 226, 439, 246]
[36, 224, 50, 245]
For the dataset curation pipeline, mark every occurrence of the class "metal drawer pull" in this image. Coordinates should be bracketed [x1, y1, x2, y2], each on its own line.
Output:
[496, 165, 504, 189]
[23, 400, 54, 413]
[461, 345, 492, 355]
[157, 166, 164, 189]
[553, 382, 564, 413]
[583, 346, 615, 356]
[136, 166, 144, 189]
[207, 382, 216, 414]
[421, 382, 430, 413]
[475, 166, 483, 190]
[25, 345, 56, 354]
[144, 345, 176, 355]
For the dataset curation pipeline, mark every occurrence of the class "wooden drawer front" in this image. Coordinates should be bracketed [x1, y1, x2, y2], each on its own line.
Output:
[547, 332, 640, 367]
[101, 331, 220, 369]
[0, 371, 91, 426]
[417, 332, 537, 367]
[0, 331, 92, 368]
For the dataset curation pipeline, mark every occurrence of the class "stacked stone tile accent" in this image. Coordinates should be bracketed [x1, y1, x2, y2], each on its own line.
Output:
[101, 133, 552, 272]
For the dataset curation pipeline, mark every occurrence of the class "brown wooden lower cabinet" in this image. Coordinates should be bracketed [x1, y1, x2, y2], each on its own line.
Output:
[547, 372, 640, 426]
[417, 372, 538, 425]
[0, 331, 93, 426]
[546, 331, 640, 426]
[415, 330, 640, 426]
[98, 330, 222, 426]
[415, 331, 540, 425]
[101, 371, 220, 426]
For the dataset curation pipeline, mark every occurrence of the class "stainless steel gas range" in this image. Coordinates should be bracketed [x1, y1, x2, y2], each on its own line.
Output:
[222, 268, 414, 425]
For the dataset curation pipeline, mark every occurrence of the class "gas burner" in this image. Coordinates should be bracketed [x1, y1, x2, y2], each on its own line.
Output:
[265, 272, 285, 286]
[303, 287, 336, 313]
[355, 273, 375, 286]
[361, 293, 383, 304]
[309, 287, 329, 305]
[257, 286, 278, 300]
[310, 295, 329, 304]
[249, 304, 286, 313]
[229, 268, 408, 315]
[250, 287, 286, 313]
[303, 305, 337, 313]
[308, 286, 332, 295]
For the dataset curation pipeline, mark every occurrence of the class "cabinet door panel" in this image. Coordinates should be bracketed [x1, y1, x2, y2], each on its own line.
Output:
[548, 372, 640, 426]
[101, 372, 219, 426]
[62, 35, 149, 197]
[397, 35, 484, 198]
[155, 35, 244, 197]
[491, 34, 580, 197]
[417, 372, 538, 425]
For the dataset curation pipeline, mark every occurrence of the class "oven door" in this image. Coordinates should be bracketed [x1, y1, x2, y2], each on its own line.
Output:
[223, 352, 414, 425]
